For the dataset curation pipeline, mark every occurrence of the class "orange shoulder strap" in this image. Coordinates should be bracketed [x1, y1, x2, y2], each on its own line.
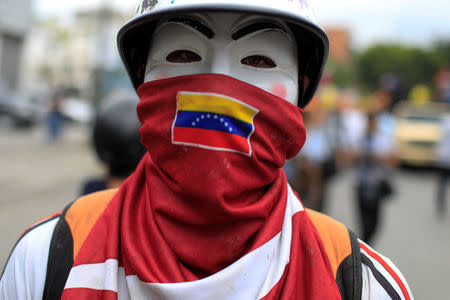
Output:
[65, 189, 118, 260]
[306, 208, 352, 279]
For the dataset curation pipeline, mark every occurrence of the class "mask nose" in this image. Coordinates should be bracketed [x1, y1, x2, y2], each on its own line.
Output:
[209, 45, 231, 76]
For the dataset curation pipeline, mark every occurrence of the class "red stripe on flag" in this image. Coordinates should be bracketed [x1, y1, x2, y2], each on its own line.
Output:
[173, 126, 250, 154]
[62, 288, 117, 299]
[359, 242, 411, 300]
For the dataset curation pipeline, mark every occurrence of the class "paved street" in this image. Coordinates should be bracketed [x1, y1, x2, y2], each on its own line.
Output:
[327, 168, 450, 299]
[1, 125, 449, 298]
[0, 124, 99, 270]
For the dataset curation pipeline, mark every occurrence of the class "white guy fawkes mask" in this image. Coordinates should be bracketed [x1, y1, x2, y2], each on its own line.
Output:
[144, 12, 299, 105]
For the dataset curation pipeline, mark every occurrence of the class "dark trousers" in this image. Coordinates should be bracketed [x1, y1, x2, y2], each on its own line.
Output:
[356, 184, 381, 245]
[437, 168, 449, 217]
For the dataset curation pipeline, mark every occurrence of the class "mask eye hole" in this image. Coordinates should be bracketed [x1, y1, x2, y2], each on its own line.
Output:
[241, 55, 276, 68]
[166, 50, 201, 63]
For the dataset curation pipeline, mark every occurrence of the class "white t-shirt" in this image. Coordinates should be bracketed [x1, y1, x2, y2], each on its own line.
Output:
[436, 115, 450, 168]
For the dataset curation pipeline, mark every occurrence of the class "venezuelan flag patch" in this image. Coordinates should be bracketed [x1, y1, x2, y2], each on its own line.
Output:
[172, 92, 259, 156]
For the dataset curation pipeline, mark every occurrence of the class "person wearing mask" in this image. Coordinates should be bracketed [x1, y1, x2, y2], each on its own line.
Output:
[1, 1, 412, 299]
[299, 107, 332, 211]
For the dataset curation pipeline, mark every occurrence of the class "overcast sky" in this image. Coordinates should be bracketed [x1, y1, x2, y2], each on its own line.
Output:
[35, 0, 450, 49]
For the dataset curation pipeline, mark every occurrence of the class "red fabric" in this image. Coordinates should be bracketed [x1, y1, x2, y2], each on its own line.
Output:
[62, 74, 341, 299]
[63, 288, 117, 299]
[173, 126, 251, 154]
[262, 211, 339, 299]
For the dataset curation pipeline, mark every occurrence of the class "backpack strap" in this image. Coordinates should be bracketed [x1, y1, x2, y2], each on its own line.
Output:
[43, 189, 118, 300]
[336, 231, 362, 300]
[306, 209, 362, 300]
[42, 205, 74, 300]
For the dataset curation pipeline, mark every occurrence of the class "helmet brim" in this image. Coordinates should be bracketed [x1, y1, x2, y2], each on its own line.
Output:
[117, 5, 329, 108]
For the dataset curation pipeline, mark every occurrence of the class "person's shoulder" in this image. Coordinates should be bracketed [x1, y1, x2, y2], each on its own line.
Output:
[1, 213, 60, 299]
[305, 210, 413, 299]
[1, 189, 119, 298]
[306, 209, 354, 254]
[4, 211, 62, 268]
[305, 209, 357, 275]
[2, 211, 62, 270]
[305, 209, 364, 299]
[65, 188, 118, 231]
[67, 188, 118, 218]
[359, 240, 413, 300]
[1, 188, 117, 278]
[63, 189, 118, 259]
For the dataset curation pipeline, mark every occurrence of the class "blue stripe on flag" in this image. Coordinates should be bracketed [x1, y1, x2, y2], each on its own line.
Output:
[174, 111, 254, 138]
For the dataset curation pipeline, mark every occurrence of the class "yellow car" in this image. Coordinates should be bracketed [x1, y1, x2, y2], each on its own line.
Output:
[395, 102, 449, 166]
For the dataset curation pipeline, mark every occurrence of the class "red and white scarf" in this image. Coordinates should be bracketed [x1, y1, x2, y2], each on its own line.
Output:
[61, 74, 341, 299]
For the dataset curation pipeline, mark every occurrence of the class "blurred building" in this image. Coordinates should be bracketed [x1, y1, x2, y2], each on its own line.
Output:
[22, 5, 133, 100]
[76, 6, 134, 101]
[0, 0, 32, 89]
[23, 17, 90, 93]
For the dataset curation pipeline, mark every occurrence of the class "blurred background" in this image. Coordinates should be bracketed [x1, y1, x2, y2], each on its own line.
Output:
[0, 0, 449, 298]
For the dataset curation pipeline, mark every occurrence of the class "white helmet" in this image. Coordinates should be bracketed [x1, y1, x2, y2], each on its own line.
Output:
[117, 0, 329, 108]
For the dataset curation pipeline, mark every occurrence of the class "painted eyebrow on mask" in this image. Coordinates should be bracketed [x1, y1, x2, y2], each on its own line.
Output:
[232, 22, 288, 40]
[166, 17, 215, 39]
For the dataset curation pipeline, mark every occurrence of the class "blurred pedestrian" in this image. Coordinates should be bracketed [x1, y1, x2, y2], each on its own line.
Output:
[300, 108, 332, 211]
[436, 113, 450, 217]
[374, 90, 397, 137]
[79, 92, 146, 196]
[47, 90, 64, 142]
[434, 68, 450, 104]
[332, 89, 366, 170]
[354, 112, 397, 244]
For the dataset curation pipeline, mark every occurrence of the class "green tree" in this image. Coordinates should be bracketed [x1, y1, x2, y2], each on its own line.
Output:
[356, 43, 448, 93]
[325, 58, 355, 88]
[431, 40, 450, 69]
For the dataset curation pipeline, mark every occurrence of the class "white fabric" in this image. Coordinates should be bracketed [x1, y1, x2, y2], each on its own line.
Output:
[144, 13, 299, 105]
[370, 131, 395, 156]
[301, 127, 332, 164]
[377, 113, 396, 139]
[369, 113, 397, 156]
[355, 117, 396, 185]
[64, 259, 120, 292]
[436, 114, 450, 167]
[339, 109, 366, 151]
[360, 240, 414, 300]
[361, 263, 392, 300]
[0, 218, 58, 300]
[63, 185, 303, 299]
[64, 264, 130, 300]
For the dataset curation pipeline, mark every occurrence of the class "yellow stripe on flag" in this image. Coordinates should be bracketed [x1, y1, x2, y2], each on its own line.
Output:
[177, 92, 258, 124]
